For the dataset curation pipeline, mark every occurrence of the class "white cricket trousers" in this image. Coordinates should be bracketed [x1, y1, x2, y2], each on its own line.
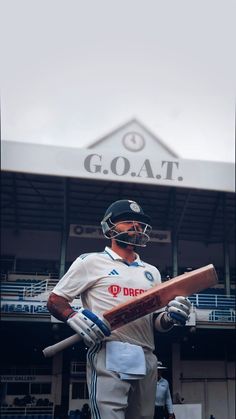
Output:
[86, 342, 157, 419]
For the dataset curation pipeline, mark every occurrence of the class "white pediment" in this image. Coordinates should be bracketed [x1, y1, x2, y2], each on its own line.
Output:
[87, 118, 178, 158]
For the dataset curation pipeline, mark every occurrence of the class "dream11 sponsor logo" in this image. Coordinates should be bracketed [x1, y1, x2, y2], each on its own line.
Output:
[108, 285, 122, 297]
[84, 154, 183, 182]
[108, 284, 145, 298]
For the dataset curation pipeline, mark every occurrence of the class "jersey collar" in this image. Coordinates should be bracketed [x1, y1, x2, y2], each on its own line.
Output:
[104, 246, 145, 267]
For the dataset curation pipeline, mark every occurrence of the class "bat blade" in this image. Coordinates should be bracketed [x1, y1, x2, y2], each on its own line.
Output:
[43, 264, 217, 357]
[104, 264, 217, 329]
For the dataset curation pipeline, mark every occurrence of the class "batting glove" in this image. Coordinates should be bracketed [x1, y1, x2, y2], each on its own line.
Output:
[166, 296, 191, 326]
[67, 308, 111, 347]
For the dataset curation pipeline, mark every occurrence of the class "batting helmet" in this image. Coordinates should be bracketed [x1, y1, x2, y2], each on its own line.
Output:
[101, 200, 152, 247]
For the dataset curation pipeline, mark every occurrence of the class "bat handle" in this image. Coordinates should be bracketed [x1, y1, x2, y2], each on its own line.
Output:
[43, 334, 81, 358]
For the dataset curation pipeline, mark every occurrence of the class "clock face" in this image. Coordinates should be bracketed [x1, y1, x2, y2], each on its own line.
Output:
[122, 132, 145, 152]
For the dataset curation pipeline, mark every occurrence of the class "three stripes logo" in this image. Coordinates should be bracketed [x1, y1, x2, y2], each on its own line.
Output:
[108, 269, 119, 276]
[108, 270, 121, 297]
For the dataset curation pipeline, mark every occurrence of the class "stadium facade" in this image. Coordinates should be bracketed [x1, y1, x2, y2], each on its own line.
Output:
[1, 120, 235, 419]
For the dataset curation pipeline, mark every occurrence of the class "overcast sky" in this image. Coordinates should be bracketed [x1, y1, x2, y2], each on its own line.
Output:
[1, 0, 235, 162]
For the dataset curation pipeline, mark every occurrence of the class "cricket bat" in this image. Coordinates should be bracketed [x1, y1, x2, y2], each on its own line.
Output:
[43, 264, 217, 357]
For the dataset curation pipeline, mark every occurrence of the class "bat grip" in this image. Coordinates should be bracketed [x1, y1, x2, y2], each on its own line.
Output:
[43, 334, 81, 358]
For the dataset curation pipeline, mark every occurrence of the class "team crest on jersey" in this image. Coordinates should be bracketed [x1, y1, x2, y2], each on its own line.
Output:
[144, 271, 154, 282]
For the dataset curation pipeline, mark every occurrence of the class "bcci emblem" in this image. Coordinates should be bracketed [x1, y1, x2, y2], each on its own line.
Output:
[144, 271, 154, 282]
[129, 201, 141, 213]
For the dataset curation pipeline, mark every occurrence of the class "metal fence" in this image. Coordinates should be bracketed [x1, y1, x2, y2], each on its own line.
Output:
[0, 279, 58, 299]
[189, 293, 235, 309]
[0, 405, 53, 419]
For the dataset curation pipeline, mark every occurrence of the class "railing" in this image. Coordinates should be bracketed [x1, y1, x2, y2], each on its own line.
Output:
[1, 283, 235, 325]
[0, 365, 52, 375]
[0, 405, 53, 418]
[209, 309, 236, 322]
[0, 279, 59, 299]
[71, 362, 86, 376]
[1, 281, 234, 308]
[0, 281, 47, 299]
[23, 281, 49, 298]
[189, 294, 235, 309]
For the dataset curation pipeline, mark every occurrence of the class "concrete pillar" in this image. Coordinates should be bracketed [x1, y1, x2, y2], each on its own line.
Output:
[172, 342, 182, 402]
[51, 351, 63, 406]
[59, 178, 69, 279]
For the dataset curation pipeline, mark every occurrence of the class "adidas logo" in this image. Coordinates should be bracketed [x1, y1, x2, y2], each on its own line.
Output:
[108, 269, 119, 276]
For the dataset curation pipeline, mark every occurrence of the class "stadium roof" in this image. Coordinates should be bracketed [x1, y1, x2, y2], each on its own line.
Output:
[1, 120, 235, 244]
[1, 171, 235, 244]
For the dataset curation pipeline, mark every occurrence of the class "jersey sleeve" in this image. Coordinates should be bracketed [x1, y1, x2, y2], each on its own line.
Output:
[154, 266, 162, 284]
[51, 255, 94, 301]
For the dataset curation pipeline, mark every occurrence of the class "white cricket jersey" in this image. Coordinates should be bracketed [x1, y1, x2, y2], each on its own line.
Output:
[52, 246, 162, 350]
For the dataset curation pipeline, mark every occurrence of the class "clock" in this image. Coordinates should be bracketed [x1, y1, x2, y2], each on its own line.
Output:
[122, 132, 145, 152]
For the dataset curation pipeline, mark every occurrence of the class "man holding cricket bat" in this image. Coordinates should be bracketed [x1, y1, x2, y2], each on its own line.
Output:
[47, 199, 191, 419]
